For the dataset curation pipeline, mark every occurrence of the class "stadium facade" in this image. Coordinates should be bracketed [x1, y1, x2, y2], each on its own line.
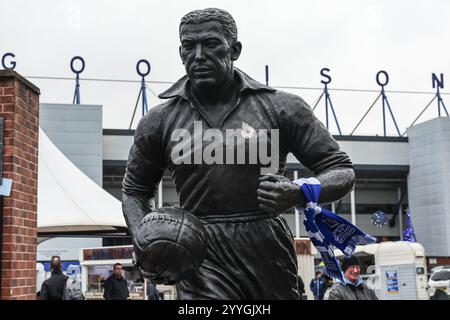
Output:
[39, 103, 450, 267]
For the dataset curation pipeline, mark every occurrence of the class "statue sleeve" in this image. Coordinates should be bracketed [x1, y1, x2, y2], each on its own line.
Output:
[278, 93, 353, 175]
[122, 115, 165, 199]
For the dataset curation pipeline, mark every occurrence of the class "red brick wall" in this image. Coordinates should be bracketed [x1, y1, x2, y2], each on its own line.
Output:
[0, 70, 40, 300]
[427, 257, 450, 269]
[295, 238, 312, 255]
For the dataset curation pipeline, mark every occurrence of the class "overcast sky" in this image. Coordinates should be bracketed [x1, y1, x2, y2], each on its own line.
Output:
[1, 0, 449, 134]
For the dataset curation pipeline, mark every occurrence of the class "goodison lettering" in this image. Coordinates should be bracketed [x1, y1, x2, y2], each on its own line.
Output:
[1, 53, 16, 70]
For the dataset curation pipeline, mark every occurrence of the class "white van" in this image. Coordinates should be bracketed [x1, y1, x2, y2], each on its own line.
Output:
[334, 241, 428, 300]
[428, 268, 450, 299]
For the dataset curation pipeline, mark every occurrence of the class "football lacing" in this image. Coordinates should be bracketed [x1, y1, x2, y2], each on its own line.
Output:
[140, 212, 182, 226]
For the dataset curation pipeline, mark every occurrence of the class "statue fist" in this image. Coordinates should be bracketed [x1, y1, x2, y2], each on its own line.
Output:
[257, 174, 305, 213]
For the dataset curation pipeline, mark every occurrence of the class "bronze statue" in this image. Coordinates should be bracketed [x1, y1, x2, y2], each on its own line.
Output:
[122, 8, 355, 299]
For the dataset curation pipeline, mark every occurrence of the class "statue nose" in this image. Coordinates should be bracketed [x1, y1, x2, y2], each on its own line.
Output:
[195, 44, 206, 61]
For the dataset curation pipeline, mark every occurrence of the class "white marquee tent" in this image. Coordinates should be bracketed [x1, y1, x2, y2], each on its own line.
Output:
[37, 128, 127, 235]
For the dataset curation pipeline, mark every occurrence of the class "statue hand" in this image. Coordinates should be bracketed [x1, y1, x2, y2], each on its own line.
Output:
[257, 174, 305, 213]
[132, 244, 178, 285]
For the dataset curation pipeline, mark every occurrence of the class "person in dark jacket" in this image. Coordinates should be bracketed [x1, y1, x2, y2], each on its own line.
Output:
[328, 255, 378, 300]
[103, 263, 129, 300]
[310, 271, 328, 300]
[40, 255, 67, 300]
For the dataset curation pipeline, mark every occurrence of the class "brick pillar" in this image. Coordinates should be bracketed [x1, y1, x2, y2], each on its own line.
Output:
[0, 70, 40, 300]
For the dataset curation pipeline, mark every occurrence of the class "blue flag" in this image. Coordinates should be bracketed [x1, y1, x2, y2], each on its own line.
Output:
[292, 177, 376, 281]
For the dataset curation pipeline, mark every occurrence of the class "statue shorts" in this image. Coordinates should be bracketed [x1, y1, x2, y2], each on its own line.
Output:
[176, 211, 300, 300]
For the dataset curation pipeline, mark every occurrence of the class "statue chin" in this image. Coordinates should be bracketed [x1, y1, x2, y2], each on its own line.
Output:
[190, 77, 220, 90]
[192, 79, 218, 90]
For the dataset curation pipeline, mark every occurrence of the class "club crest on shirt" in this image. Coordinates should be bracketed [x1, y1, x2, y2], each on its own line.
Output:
[241, 122, 256, 139]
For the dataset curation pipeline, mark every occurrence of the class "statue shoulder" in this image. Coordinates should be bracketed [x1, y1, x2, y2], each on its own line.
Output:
[269, 90, 312, 119]
[265, 90, 314, 128]
[134, 100, 174, 140]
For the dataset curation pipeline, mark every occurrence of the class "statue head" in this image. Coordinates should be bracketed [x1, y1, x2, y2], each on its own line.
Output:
[178, 8, 242, 90]
[179, 8, 238, 46]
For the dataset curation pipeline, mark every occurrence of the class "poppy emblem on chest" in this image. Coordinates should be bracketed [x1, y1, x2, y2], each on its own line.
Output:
[241, 122, 256, 139]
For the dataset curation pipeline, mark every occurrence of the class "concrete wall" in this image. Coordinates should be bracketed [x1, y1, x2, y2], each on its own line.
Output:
[337, 140, 409, 166]
[287, 139, 409, 167]
[408, 117, 450, 257]
[103, 134, 133, 161]
[40, 103, 103, 186]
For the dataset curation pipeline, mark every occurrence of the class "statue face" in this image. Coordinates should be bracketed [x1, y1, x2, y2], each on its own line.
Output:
[179, 21, 238, 90]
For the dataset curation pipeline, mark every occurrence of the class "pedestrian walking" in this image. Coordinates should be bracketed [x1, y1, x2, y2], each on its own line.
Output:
[40, 256, 66, 300]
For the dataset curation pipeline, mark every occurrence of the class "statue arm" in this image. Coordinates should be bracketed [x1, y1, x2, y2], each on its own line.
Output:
[122, 192, 159, 239]
[122, 116, 164, 239]
[257, 93, 354, 213]
[283, 96, 355, 206]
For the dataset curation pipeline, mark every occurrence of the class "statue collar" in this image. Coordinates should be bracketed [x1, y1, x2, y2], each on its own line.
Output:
[158, 68, 275, 101]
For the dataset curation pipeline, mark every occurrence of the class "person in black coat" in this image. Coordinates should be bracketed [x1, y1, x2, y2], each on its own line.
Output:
[40, 256, 67, 300]
[103, 263, 129, 300]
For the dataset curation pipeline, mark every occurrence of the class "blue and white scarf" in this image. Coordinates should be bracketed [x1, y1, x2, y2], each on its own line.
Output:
[292, 177, 376, 281]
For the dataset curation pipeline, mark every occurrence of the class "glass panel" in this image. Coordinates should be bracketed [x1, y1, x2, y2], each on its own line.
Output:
[431, 270, 450, 281]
